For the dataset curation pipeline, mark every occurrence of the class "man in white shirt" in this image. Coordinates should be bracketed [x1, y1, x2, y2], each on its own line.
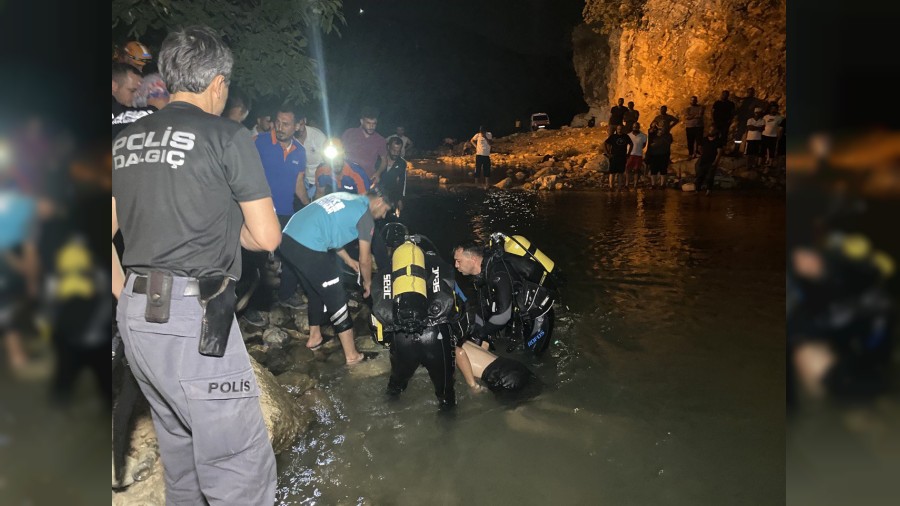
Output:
[626, 122, 648, 189]
[294, 114, 329, 205]
[469, 126, 493, 188]
[761, 103, 784, 169]
[386, 126, 413, 158]
[744, 107, 766, 169]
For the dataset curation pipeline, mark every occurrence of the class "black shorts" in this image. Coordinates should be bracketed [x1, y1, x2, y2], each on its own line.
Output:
[475, 155, 491, 177]
[647, 154, 669, 175]
[280, 235, 350, 328]
[745, 139, 762, 156]
[609, 156, 626, 174]
[762, 136, 778, 158]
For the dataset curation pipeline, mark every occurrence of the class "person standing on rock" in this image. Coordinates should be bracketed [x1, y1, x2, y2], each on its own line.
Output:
[469, 126, 493, 188]
[280, 189, 394, 363]
[623, 101, 640, 132]
[651, 105, 680, 137]
[646, 123, 674, 189]
[604, 124, 633, 190]
[761, 102, 785, 170]
[744, 107, 766, 169]
[112, 25, 281, 504]
[625, 122, 648, 189]
[712, 90, 736, 143]
[608, 97, 628, 135]
[683, 96, 705, 159]
[694, 126, 725, 195]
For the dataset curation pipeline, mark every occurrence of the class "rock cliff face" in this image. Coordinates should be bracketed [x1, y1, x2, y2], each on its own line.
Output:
[573, 0, 785, 126]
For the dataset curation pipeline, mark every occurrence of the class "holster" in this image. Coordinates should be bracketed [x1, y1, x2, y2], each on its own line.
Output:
[144, 271, 173, 323]
[198, 276, 237, 357]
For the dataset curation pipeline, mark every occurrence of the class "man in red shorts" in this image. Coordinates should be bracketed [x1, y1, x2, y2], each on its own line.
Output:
[625, 122, 648, 189]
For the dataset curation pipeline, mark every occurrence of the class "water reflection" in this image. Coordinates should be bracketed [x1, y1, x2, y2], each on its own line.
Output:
[277, 165, 785, 504]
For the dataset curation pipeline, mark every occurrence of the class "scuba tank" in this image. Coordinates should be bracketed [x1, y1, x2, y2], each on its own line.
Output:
[490, 232, 562, 289]
[392, 240, 428, 335]
[370, 271, 395, 347]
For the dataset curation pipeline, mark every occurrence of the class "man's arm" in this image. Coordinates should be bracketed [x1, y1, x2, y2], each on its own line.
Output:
[295, 175, 307, 205]
[239, 197, 282, 252]
[112, 197, 126, 298]
[336, 248, 360, 273]
[670, 115, 680, 128]
[358, 239, 373, 298]
[370, 154, 387, 185]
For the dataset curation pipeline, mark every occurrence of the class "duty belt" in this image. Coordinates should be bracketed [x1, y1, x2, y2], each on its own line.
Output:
[132, 275, 200, 297]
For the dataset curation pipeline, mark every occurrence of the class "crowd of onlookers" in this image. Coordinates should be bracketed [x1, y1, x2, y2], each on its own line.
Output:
[596, 89, 785, 193]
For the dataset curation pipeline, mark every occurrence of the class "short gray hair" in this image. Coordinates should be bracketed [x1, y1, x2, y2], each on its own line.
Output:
[158, 25, 233, 94]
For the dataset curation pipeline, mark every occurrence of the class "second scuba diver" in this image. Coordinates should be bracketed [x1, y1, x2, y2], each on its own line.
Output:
[453, 233, 562, 355]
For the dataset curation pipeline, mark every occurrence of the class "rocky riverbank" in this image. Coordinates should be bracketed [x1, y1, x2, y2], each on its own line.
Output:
[426, 127, 785, 192]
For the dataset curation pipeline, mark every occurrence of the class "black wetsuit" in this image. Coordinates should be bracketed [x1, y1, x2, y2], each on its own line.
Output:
[373, 247, 462, 410]
[472, 252, 555, 355]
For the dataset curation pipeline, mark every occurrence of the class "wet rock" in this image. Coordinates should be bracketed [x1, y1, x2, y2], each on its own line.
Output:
[248, 343, 268, 363]
[298, 388, 338, 425]
[264, 347, 295, 375]
[267, 306, 292, 327]
[714, 175, 737, 189]
[293, 311, 310, 334]
[515, 171, 527, 181]
[555, 182, 565, 191]
[681, 182, 697, 192]
[736, 169, 761, 181]
[494, 177, 512, 189]
[276, 370, 317, 396]
[263, 327, 291, 347]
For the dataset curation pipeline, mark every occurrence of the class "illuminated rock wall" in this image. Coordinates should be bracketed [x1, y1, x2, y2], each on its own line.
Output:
[573, 0, 786, 125]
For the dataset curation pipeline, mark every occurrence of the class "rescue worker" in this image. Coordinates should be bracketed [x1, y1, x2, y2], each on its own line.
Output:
[369, 231, 461, 410]
[453, 233, 561, 355]
[279, 188, 394, 363]
[115, 40, 153, 72]
[112, 25, 281, 504]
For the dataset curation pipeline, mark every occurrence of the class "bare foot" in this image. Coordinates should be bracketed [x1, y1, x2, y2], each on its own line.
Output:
[345, 351, 376, 365]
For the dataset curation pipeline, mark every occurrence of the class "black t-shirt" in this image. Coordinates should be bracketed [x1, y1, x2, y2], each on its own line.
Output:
[712, 99, 736, 124]
[604, 133, 633, 159]
[376, 156, 407, 200]
[609, 105, 628, 125]
[112, 97, 156, 139]
[698, 136, 724, 164]
[112, 101, 272, 279]
[646, 131, 673, 156]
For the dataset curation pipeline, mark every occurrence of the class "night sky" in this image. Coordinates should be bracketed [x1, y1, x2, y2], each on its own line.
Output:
[318, 0, 588, 148]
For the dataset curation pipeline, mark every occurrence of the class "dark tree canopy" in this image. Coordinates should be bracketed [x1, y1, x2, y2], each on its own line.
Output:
[112, 0, 345, 104]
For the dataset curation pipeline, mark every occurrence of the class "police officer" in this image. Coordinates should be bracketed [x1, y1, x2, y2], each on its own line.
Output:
[279, 189, 393, 363]
[453, 238, 557, 355]
[112, 26, 281, 504]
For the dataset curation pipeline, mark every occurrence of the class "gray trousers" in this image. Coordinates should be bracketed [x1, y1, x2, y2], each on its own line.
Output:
[117, 275, 276, 505]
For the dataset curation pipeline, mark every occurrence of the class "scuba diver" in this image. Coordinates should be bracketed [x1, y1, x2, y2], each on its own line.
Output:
[369, 225, 463, 410]
[452, 233, 562, 355]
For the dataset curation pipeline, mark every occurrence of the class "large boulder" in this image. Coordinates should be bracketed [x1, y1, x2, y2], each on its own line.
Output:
[112, 356, 313, 505]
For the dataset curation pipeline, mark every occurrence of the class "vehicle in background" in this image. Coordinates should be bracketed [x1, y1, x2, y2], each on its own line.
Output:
[530, 113, 550, 131]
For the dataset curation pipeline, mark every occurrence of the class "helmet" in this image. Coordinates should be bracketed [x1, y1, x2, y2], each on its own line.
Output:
[122, 41, 152, 70]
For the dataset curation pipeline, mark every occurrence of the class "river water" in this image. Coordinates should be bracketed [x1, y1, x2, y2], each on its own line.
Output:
[276, 162, 786, 505]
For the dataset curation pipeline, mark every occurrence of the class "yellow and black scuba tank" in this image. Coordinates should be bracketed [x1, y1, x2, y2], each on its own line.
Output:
[490, 232, 562, 289]
[392, 240, 428, 334]
[369, 271, 395, 347]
